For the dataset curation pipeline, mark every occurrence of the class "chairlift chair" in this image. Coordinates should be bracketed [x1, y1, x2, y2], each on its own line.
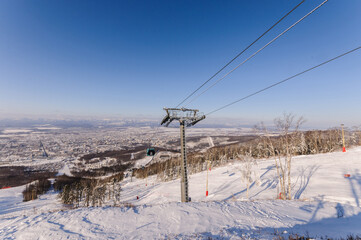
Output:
[146, 147, 156, 156]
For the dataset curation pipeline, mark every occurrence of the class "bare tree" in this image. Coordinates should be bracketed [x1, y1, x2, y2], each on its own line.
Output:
[112, 182, 122, 206]
[255, 113, 304, 200]
[239, 152, 260, 199]
[254, 122, 286, 199]
[274, 113, 305, 200]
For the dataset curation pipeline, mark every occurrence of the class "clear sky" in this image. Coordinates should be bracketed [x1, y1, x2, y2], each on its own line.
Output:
[0, 0, 360, 127]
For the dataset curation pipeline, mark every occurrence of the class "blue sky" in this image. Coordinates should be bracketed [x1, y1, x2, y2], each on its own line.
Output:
[0, 0, 360, 127]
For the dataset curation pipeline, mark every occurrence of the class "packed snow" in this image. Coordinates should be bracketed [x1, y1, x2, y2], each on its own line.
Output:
[0, 182, 62, 220]
[1, 147, 361, 239]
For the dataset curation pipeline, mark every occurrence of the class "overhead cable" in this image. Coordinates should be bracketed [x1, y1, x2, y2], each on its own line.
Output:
[174, 0, 306, 108]
[185, 0, 329, 106]
[206, 46, 361, 116]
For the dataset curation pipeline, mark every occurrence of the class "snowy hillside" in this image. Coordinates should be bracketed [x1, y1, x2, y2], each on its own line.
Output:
[1, 147, 361, 239]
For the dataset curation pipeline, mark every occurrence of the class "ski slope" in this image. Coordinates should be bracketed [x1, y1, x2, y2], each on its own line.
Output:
[121, 147, 361, 206]
[1, 147, 361, 239]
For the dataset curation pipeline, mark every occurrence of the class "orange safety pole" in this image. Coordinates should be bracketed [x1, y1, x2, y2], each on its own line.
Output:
[341, 124, 346, 152]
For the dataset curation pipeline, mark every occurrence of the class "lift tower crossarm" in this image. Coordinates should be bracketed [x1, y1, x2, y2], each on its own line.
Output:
[162, 107, 203, 125]
[161, 107, 206, 202]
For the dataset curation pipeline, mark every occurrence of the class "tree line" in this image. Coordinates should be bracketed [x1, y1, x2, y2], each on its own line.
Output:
[57, 173, 124, 207]
[23, 178, 51, 201]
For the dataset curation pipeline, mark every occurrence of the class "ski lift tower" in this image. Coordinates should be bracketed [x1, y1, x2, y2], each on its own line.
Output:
[161, 107, 205, 202]
[39, 140, 48, 158]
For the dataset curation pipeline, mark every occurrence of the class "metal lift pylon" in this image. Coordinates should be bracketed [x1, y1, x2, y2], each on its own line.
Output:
[161, 107, 205, 202]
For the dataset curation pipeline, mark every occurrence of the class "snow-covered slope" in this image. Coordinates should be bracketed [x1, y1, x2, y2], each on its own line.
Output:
[1, 147, 361, 239]
[121, 147, 361, 206]
[2, 201, 361, 239]
[0, 181, 63, 219]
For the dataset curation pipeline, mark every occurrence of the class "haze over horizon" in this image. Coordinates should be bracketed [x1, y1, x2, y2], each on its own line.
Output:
[1, 0, 361, 127]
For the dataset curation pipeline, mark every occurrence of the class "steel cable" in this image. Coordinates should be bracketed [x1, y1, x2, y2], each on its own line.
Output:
[186, 0, 329, 106]
[175, 0, 306, 108]
[206, 46, 361, 116]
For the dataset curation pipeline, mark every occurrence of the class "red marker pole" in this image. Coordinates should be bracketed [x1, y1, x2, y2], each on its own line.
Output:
[206, 160, 210, 196]
[146, 168, 148, 186]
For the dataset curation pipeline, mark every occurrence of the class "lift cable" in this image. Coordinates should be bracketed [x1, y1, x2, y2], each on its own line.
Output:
[205, 46, 361, 116]
[185, 0, 329, 107]
[174, 0, 306, 108]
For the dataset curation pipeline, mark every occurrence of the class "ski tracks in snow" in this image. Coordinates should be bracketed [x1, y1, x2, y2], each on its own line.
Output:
[2, 200, 361, 239]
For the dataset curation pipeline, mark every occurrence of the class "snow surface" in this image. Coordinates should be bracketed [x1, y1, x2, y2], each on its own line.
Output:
[35, 127, 61, 130]
[1, 147, 361, 239]
[134, 156, 154, 168]
[1, 156, 64, 167]
[56, 164, 73, 177]
[2, 129, 32, 134]
[208, 136, 214, 147]
[0, 183, 63, 220]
